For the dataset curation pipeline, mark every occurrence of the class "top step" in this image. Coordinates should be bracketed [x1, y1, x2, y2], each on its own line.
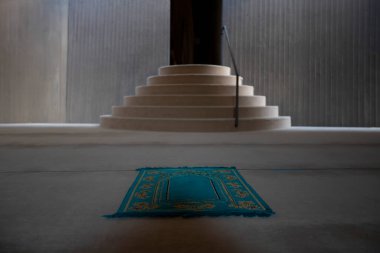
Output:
[159, 65, 231, 76]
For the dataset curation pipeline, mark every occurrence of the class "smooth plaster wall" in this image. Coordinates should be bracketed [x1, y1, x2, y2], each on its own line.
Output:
[66, 0, 170, 123]
[0, 0, 68, 123]
[223, 0, 380, 127]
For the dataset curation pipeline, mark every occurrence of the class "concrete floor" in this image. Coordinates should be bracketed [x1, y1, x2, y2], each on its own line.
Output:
[1, 169, 379, 253]
[0, 125, 380, 253]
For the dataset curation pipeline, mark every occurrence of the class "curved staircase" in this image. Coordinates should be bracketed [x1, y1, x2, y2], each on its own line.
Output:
[100, 65, 291, 132]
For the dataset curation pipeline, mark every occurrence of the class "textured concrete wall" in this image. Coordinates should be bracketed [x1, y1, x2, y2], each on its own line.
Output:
[0, 0, 68, 123]
[66, 0, 170, 123]
[1, 0, 378, 126]
[0, 0, 169, 123]
[223, 0, 380, 127]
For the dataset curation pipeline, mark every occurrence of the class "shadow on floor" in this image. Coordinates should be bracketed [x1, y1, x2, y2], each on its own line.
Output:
[75, 217, 261, 253]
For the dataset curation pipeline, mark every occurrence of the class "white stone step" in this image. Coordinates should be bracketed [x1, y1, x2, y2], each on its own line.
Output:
[100, 115, 291, 132]
[136, 84, 253, 96]
[147, 74, 243, 85]
[112, 106, 278, 118]
[159, 64, 231, 75]
[123, 95, 266, 106]
[100, 64, 291, 132]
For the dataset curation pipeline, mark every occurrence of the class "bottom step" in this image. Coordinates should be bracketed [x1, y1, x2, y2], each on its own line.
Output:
[100, 116, 291, 132]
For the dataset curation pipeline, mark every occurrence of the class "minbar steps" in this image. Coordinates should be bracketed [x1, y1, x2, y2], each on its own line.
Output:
[100, 65, 291, 132]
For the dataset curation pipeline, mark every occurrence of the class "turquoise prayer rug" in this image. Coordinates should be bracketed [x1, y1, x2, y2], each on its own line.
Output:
[106, 167, 274, 217]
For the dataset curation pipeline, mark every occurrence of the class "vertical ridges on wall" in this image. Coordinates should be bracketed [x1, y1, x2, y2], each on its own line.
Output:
[0, 0, 378, 126]
[223, 0, 380, 127]
[0, 0, 68, 123]
[66, 0, 170, 123]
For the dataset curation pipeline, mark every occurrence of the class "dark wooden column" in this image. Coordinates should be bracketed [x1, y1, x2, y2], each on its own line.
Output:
[170, 0, 222, 65]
